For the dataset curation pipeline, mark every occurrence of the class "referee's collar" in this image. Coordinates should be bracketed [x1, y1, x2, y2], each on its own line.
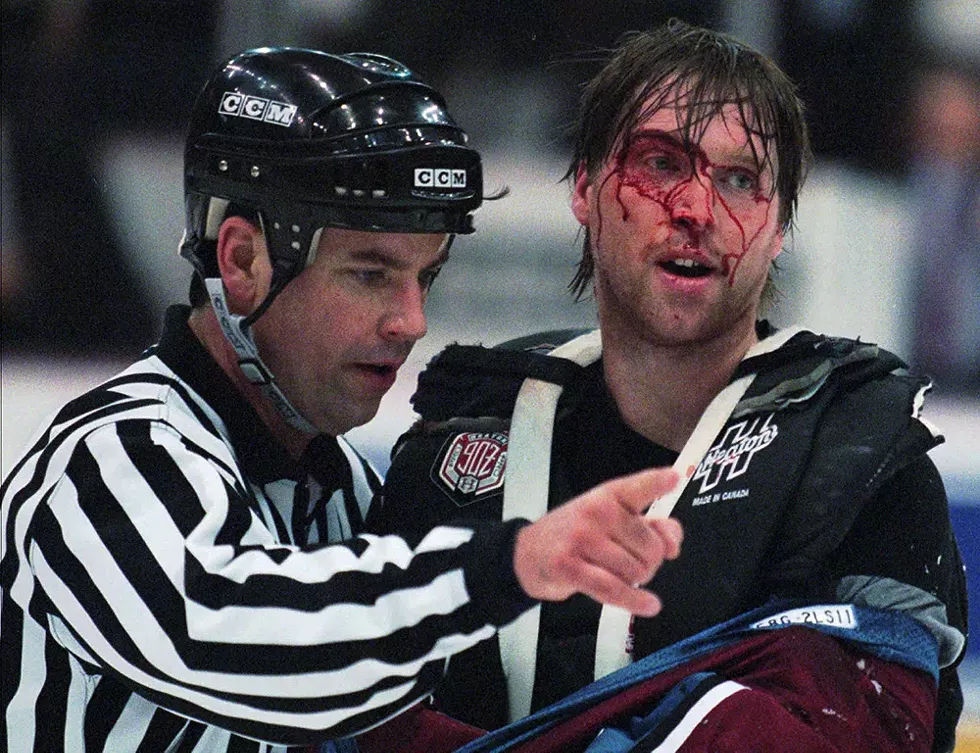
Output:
[151, 305, 301, 483]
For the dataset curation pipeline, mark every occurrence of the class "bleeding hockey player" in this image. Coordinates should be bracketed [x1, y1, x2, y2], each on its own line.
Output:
[372, 20, 968, 753]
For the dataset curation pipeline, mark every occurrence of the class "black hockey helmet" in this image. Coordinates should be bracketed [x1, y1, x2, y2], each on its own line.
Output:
[179, 47, 482, 290]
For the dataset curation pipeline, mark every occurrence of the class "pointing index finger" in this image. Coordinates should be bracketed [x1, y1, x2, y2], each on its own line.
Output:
[608, 467, 680, 515]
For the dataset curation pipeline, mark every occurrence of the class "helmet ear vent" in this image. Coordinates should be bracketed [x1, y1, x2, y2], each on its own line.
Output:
[352, 159, 371, 195]
[334, 159, 391, 201]
[372, 159, 391, 198]
[334, 162, 352, 197]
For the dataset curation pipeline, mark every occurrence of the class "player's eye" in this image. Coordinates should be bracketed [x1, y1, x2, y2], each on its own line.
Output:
[717, 168, 759, 193]
[647, 153, 685, 173]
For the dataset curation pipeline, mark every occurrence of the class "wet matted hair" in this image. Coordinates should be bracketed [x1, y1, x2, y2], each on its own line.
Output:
[566, 19, 812, 299]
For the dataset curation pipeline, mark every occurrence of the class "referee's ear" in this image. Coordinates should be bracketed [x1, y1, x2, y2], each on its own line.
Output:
[215, 216, 274, 316]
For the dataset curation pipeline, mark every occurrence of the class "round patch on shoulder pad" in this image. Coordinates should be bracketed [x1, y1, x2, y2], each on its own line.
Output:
[431, 431, 508, 507]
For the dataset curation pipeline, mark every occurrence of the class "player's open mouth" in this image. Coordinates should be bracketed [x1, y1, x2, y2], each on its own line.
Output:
[661, 259, 712, 278]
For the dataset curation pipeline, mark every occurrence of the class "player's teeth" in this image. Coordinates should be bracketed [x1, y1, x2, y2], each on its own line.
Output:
[675, 258, 695, 267]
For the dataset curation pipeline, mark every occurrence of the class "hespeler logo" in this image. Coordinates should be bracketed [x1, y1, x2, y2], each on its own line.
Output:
[219, 92, 297, 127]
[692, 413, 778, 494]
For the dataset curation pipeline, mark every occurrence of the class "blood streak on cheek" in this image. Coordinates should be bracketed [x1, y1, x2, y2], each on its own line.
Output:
[714, 192, 748, 286]
[592, 153, 674, 250]
[602, 152, 677, 250]
[715, 192, 776, 286]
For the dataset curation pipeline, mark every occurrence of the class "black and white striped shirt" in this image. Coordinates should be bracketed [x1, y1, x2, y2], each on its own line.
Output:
[1, 306, 531, 752]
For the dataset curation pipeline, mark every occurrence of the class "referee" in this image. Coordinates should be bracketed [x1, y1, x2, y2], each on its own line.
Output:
[1, 48, 682, 751]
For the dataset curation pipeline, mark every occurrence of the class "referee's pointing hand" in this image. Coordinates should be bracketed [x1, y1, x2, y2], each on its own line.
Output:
[513, 467, 683, 616]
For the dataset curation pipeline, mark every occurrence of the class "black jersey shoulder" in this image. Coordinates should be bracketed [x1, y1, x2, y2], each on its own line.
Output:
[411, 329, 593, 421]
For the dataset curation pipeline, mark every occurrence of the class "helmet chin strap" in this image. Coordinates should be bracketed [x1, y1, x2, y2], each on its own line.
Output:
[204, 277, 318, 435]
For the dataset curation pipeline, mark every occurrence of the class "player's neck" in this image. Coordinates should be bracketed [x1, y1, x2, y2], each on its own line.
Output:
[601, 322, 758, 452]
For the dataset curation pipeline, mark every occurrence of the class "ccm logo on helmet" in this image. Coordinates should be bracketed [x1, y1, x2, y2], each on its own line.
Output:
[219, 92, 297, 127]
[414, 168, 467, 189]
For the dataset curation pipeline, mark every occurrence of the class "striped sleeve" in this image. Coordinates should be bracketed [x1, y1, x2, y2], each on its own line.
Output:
[4, 386, 531, 745]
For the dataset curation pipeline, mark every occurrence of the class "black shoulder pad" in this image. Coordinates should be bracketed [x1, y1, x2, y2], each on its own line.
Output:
[411, 337, 588, 421]
[765, 370, 942, 585]
[372, 418, 509, 540]
[734, 331, 912, 417]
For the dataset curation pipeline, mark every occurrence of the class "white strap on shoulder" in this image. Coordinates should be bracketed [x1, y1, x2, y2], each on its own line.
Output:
[498, 330, 602, 722]
[593, 325, 807, 680]
[497, 325, 806, 719]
